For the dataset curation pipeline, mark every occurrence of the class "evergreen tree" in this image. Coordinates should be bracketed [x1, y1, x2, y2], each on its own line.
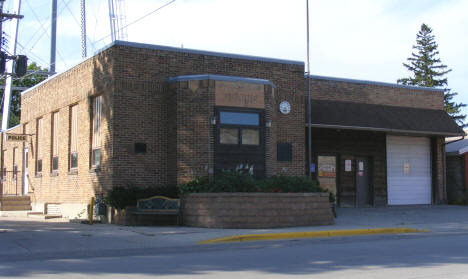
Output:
[0, 62, 48, 128]
[398, 23, 466, 127]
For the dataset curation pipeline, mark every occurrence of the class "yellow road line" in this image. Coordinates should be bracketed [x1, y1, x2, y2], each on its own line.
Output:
[198, 228, 429, 244]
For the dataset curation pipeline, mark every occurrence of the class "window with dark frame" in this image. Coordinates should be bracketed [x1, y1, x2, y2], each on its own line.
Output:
[1, 150, 5, 179]
[218, 111, 260, 146]
[91, 96, 102, 168]
[69, 105, 78, 170]
[36, 118, 43, 174]
[51, 112, 59, 172]
[12, 147, 17, 179]
[24, 123, 29, 168]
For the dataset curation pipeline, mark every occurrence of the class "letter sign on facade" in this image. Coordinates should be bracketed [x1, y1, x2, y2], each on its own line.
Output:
[6, 133, 28, 142]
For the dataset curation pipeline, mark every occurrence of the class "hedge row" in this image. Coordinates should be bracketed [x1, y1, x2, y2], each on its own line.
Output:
[105, 172, 332, 209]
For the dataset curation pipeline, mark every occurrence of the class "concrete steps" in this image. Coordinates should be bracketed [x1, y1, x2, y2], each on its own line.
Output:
[0, 196, 32, 211]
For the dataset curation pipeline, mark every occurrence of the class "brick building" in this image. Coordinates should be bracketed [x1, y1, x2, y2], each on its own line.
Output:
[0, 41, 463, 218]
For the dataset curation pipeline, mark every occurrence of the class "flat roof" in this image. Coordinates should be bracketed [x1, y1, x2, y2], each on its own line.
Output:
[168, 74, 276, 87]
[20, 40, 302, 97]
[307, 75, 444, 93]
[446, 138, 468, 155]
[104, 40, 305, 66]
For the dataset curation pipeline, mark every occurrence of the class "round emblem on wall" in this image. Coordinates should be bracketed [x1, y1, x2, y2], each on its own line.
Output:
[279, 101, 291, 115]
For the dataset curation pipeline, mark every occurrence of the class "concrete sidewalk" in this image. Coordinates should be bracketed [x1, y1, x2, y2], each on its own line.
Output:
[1, 205, 467, 258]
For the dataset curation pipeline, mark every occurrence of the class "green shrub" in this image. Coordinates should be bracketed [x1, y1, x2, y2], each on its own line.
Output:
[104, 184, 179, 210]
[178, 172, 325, 195]
[178, 171, 258, 194]
[259, 175, 322, 193]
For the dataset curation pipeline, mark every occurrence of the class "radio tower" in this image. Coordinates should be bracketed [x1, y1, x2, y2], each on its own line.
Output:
[108, 0, 127, 41]
[80, 0, 86, 58]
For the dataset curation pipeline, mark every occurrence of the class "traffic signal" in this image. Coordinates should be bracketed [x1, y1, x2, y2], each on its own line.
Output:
[0, 52, 5, 74]
[14, 55, 27, 77]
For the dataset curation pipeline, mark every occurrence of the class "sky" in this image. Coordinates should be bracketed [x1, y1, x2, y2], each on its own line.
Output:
[3, 0, 468, 117]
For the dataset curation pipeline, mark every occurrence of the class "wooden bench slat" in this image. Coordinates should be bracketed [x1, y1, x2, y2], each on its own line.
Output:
[132, 196, 181, 225]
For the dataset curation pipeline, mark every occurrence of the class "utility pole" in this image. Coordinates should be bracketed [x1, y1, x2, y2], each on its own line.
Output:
[0, 0, 4, 49]
[1, 0, 23, 131]
[80, 0, 86, 58]
[306, 0, 312, 178]
[50, 0, 57, 74]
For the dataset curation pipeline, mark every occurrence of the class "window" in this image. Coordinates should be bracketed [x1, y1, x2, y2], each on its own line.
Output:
[69, 105, 78, 169]
[91, 96, 102, 167]
[241, 129, 259, 145]
[218, 111, 261, 146]
[36, 118, 43, 173]
[219, 112, 259, 126]
[1, 150, 5, 179]
[23, 123, 29, 168]
[51, 112, 59, 172]
[13, 147, 17, 179]
[220, 128, 238, 144]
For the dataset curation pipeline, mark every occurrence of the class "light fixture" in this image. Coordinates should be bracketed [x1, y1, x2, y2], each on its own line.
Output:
[210, 116, 216, 125]
[266, 120, 272, 128]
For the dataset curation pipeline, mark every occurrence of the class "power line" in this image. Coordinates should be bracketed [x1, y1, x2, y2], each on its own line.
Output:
[22, 0, 49, 50]
[95, 0, 176, 44]
[62, 0, 97, 54]
[23, 0, 72, 55]
[4, 32, 50, 68]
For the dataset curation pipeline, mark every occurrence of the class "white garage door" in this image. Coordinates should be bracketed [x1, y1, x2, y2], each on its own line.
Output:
[386, 135, 432, 205]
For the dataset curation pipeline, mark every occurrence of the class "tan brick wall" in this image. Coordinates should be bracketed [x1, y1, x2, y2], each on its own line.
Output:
[0, 42, 450, 213]
[168, 80, 278, 184]
[309, 78, 444, 110]
[170, 80, 215, 184]
[111, 44, 306, 188]
[1, 126, 24, 195]
[6, 51, 115, 206]
[182, 192, 334, 228]
[1, 44, 306, 213]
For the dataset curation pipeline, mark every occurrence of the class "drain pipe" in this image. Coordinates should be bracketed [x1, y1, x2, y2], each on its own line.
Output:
[443, 142, 447, 204]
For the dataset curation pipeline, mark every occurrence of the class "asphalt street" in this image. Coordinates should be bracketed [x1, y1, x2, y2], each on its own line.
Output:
[1, 206, 468, 278]
[1, 230, 468, 278]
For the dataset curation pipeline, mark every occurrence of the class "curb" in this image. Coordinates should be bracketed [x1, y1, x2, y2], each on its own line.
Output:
[198, 227, 429, 244]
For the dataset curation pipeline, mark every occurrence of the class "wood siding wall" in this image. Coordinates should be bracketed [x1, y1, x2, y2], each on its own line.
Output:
[446, 156, 466, 204]
[310, 128, 387, 207]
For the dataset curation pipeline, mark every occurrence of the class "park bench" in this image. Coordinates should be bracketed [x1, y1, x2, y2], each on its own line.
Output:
[132, 196, 181, 225]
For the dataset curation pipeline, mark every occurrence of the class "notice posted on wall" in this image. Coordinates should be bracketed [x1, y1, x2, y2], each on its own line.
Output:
[345, 160, 352, 172]
[404, 162, 410, 174]
[318, 156, 336, 178]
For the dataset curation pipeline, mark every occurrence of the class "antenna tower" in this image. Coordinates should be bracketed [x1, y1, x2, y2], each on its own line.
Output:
[108, 0, 127, 41]
[80, 0, 86, 58]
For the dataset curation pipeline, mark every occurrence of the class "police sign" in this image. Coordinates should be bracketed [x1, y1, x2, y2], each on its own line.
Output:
[6, 133, 28, 142]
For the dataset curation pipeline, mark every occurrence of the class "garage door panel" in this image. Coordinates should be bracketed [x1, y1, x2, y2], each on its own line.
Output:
[387, 135, 432, 205]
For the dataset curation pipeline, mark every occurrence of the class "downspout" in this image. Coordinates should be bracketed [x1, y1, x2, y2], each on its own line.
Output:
[306, 0, 312, 178]
[0, 132, 3, 195]
[443, 140, 447, 204]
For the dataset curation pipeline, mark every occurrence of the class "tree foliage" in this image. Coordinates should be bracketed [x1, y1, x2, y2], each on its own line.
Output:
[398, 23, 466, 127]
[0, 62, 48, 128]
